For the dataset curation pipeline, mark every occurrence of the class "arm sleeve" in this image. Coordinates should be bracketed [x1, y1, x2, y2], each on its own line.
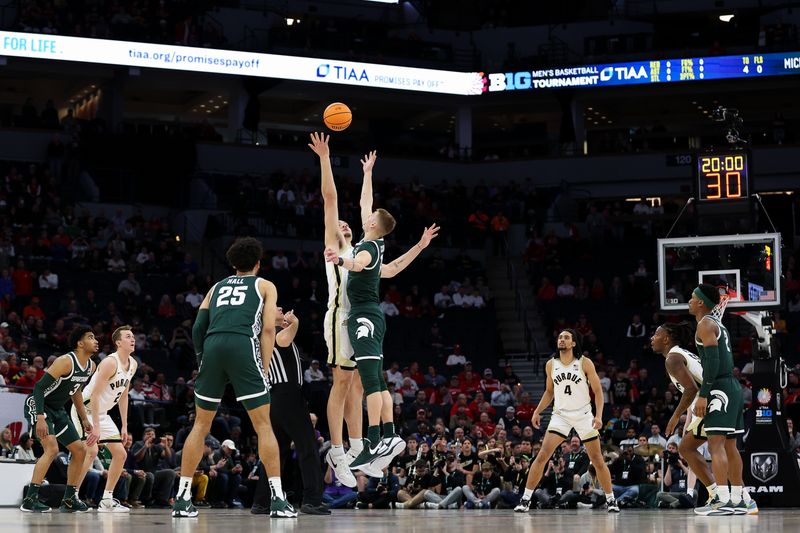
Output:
[698, 346, 719, 398]
[32, 373, 57, 416]
[192, 308, 210, 362]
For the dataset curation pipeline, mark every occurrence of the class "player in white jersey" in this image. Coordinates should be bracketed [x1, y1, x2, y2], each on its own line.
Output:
[515, 329, 619, 513]
[651, 322, 716, 504]
[72, 325, 138, 512]
[309, 133, 439, 485]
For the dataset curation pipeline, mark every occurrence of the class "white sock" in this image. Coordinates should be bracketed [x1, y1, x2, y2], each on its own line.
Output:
[269, 477, 285, 500]
[731, 486, 742, 504]
[177, 476, 192, 501]
[330, 444, 345, 457]
[523, 488, 534, 500]
[706, 483, 717, 497]
[717, 486, 730, 502]
[349, 438, 364, 454]
[103, 490, 113, 501]
[605, 493, 615, 502]
[742, 488, 752, 503]
[687, 488, 694, 497]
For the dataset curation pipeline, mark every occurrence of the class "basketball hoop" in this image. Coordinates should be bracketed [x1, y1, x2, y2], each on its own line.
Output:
[712, 293, 745, 318]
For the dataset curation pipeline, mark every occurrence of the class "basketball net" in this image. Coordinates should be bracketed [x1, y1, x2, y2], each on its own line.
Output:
[711, 294, 730, 320]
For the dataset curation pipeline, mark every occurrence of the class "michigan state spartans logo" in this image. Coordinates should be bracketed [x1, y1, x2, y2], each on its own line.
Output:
[708, 389, 729, 413]
[355, 317, 375, 339]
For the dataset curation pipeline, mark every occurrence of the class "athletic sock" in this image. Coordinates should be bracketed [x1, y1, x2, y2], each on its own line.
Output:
[269, 477, 285, 500]
[706, 483, 718, 498]
[730, 486, 743, 504]
[177, 476, 192, 501]
[687, 488, 695, 497]
[382, 422, 396, 439]
[330, 444, 345, 457]
[605, 493, 615, 502]
[742, 488, 752, 503]
[103, 490, 114, 501]
[25, 483, 40, 499]
[349, 439, 364, 454]
[63, 486, 77, 499]
[717, 486, 730, 503]
[367, 425, 381, 446]
[523, 488, 534, 500]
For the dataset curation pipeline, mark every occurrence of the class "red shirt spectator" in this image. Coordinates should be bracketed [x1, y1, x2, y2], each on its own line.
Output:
[450, 395, 473, 420]
[23, 297, 46, 321]
[399, 296, 421, 318]
[14, 367, 40, 393]
[12, 261, 33, 297]
[408, 362, 425, 386]
[385, 284, 402, 305]
[479, 369, 501, 394]
[515, 394, 537, 422]
[448, 377, 463, 400]
[158, 295, 176, 318]
[459, 371, 480, 396]
[476, 412, 497, 436]
[537, 278, 556, 300]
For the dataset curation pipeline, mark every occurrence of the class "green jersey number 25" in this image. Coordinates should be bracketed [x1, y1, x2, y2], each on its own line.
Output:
[216, 286, 247, 307]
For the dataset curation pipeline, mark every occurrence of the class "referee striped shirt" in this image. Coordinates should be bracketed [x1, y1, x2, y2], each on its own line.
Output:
[267, 342, 303, 389]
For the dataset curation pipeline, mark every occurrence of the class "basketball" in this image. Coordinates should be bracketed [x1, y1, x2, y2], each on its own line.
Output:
[323, 102, 352, 131]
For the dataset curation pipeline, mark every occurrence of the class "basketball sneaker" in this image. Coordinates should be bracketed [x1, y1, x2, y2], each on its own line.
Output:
[694, 496, 733, 516]
[345, 446, 382, 478]
[20, 497, 51, 513]
[745, 499, 759, 515]
[326, 450, 357, 487]
[514, 498, 532, 512]
[607, 499, 620, 513]
[270, 496, 298, 518]
[171, 498, 199, 518]
[731, 500, 748, 515]
[60, 496, 90, 513]
[98, 498, 130, 513]
[348, 438, 383, 471]
[369, 436, 406, 472]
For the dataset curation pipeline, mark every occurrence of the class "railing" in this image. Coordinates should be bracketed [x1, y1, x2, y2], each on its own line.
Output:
[502, 235, 541, 374]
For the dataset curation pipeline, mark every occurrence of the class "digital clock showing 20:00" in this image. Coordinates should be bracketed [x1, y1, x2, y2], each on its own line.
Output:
[696, 153, 749, 201]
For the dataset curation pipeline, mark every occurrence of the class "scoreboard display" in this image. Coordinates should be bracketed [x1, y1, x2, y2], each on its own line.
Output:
[696, 152, 750, 202]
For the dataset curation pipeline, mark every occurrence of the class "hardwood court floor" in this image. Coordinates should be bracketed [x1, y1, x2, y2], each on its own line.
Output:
[3, 507, 799, 533]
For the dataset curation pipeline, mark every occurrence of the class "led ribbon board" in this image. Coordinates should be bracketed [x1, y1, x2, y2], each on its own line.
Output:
[0, 31, 484, 95]
[483, 51, 800, 91]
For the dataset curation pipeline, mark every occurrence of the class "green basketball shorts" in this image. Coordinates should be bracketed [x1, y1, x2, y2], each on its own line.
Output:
[702, 376, 744, 437]
[347, 306, 386, 363]
[24, 395, 81, 446]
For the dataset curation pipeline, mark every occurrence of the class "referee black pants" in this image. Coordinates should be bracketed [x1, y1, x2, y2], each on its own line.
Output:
[253, 386, 323, 507]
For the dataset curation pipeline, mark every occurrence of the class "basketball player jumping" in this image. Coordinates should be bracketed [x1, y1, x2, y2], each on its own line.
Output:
[309, 132, 438, 483]
[72, 325, 138, 512]
[21, 326, 97, 513]
[688, 284, 756, 516]
[514, 329, 619, 513]
[650, 322, 717, 505]
[172, 237, 296, 518]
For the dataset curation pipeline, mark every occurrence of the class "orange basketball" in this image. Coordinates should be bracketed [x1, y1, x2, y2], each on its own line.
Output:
[323, 102, 352, 132]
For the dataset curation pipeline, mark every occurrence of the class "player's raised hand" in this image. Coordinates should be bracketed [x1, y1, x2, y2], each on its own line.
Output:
[361, 150, 377, 173]
[531, 412, 541, 429]
[283, 310, 298, 327]
[308, 132, 330, 158]
[323, 247, 339, 263]
[418, 224, 440, 249]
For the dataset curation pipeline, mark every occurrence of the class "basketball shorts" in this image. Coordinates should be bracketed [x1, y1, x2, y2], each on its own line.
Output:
[347, 306, 386, 363]
[24, 395, 80, 446]
[194, 333, 271, 411]
[684, 399, 707, 440]
[701, 377, 744, 437]
[547, 405, 599, 442]
[70, 403, 122, 443]
[324, 308, 356, 370]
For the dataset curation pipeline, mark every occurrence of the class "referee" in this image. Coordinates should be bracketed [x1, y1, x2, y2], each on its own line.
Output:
[251, 308, 329, 515]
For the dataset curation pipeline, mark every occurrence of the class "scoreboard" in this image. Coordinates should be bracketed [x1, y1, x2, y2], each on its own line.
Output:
[696, 152, 750, 202]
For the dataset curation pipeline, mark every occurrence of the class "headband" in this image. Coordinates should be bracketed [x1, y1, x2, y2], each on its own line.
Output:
[693, 287, 716, 309]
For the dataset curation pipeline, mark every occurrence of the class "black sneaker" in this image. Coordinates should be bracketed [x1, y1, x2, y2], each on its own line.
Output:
[60, 496, 90, 513]
[300, 503, 332, 515]
[607, 499, 620, 513]
[514, 498, 531, 512]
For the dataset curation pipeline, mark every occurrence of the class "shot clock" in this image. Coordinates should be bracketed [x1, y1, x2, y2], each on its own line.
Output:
[696, 152, 749, 201]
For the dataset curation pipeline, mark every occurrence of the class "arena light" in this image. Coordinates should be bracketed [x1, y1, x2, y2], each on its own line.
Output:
[719, 14, 735, 22]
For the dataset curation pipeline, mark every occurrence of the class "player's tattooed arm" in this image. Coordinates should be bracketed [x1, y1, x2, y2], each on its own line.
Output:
[380, 224, 440, 279]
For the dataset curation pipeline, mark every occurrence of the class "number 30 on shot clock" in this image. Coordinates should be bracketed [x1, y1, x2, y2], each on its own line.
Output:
[696, 152, 749, 201]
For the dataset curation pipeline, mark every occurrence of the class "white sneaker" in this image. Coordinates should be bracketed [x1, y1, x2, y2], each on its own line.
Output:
[370, 436, 406, 472]
[423, 502, 440, 509]
[345, 448, 383, 478]
[325, 450, 357, 488]
[97, 498, 130, 513]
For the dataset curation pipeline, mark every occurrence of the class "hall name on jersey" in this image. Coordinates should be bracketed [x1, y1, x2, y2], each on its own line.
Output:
[110, 378, 130, 390]
[226, 278, 245, 285]
[553, 371, 583, 387]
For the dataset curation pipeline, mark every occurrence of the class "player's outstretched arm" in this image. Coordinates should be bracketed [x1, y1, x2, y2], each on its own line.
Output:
[309, 132, 344, 249]
[258, 279, 278, 374]
[664, 353, 699, 435]
[324, 247, 373, 273]
[380, 224, 440, 279]
[582, 357, 605, 429]
[359, 150, 377, 227]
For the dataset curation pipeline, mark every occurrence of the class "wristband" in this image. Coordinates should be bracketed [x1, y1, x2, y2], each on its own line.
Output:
[337, 257, 344, 267]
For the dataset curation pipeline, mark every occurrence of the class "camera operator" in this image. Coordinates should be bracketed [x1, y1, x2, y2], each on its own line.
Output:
[395, 460, 439, 509]
[656, 443, 694, 509]
[421, 453, 466, 509]
[531, 456, 572, 509]
[610, 444, 645, 505]
[563, 436, 590, 479]
[356, 468, 399, 509]
[497, 454, 530, 508]
[463, 462, 503, 509]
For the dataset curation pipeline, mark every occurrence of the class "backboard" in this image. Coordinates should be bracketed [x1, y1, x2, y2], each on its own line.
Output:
[657, 233, 782, 312]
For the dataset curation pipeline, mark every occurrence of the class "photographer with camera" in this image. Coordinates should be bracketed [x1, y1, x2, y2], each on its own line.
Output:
[356, 468, 399, 509]
[421, 453, 466, 509]
[497, 454, 530, 508]
[463, 462, 503, 509]
[395, 459, 440, 509]
[530, 456, 572, 509]
[610, 444, 645, 505]
[656, 443, 694, 509]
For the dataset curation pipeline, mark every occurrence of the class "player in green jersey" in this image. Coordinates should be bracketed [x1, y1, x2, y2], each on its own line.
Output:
[324, 149, 405, 473]
[172, 237, 296, 519]
[20, 325, 97, 513]
[689, 284, 756, 516]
